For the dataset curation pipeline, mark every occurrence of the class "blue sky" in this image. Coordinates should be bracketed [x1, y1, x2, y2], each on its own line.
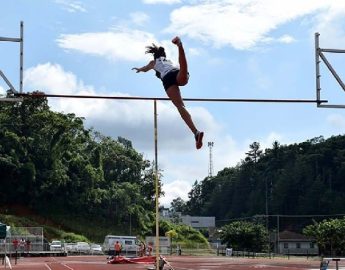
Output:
[1, 0, 345, 206]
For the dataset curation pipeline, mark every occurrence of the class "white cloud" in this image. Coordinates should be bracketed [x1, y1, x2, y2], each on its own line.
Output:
[55, 0, 87, 13]
[188, 47, 203, 56]
[311, 2, 345, 48]
[165, 0, 343, 50]
[261, 34, 296, 45]
[278, 35, 296, 44]
[161, 180, 192, 207]
[56, 29, 157, 62]
[130, 12, 150, 25]
[143, 0, 181, 4]
[0, 85, 5, 96]
[56, 28, 182, 67]
[24, 63, 84, 94]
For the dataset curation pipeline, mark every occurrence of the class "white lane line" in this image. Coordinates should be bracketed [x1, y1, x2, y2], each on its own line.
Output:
[45, 263, 53, 270]
[45, 258, 74, 270]
[61, 263, 74, 270]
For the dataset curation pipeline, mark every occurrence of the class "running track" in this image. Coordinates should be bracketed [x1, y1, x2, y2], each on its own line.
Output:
[6, 255, 341, 270]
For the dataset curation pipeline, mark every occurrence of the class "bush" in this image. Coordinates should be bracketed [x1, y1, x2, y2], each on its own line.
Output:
[61, 232, 89, 243]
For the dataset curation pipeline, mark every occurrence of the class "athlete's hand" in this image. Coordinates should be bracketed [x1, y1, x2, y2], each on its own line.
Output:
[132, 67, 140, 73]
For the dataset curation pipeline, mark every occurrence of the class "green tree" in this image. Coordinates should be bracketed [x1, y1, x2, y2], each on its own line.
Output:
[304, 218, 345, 256]
[220, 221, 268, 252]
[170, 197, 186, 213]
[245, 142, 263, 163]
[0, 94, 157, 237]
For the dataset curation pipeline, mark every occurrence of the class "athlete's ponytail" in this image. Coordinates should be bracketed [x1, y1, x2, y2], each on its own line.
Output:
[145, 43, 166, 59]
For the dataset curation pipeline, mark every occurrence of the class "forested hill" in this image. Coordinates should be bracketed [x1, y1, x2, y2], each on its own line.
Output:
[178, 135, 345, 226]
[3, 95, 345, 238]
[0, 95, 157, 237]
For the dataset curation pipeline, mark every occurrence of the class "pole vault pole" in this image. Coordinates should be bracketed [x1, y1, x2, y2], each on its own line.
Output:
[154, 99, 160, 270]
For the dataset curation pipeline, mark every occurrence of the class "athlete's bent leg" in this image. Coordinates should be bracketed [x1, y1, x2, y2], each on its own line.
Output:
[166, 85, 197, 134]
[172, 37, 189, 86]
[166, 86, 204, 149]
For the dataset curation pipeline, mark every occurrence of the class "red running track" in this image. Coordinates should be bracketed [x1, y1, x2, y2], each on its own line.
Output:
[7, 255, 328, 270]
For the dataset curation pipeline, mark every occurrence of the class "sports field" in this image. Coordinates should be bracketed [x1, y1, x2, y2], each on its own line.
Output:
[4, 255, 339, 270]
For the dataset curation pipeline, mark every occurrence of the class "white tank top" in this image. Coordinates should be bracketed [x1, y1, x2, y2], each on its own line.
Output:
[154, 57, 179, 79]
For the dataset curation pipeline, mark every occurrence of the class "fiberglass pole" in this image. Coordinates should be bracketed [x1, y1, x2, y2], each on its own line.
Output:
[154, 100, 160, 270]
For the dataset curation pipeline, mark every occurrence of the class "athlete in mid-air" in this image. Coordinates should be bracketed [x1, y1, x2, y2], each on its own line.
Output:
[132, 36, 204, 149]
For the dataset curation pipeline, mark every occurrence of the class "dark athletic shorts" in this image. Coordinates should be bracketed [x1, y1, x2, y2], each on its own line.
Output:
[162, 69, 179, 91]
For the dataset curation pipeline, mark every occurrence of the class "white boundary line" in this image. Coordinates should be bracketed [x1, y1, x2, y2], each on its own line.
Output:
[61, 263, 74, 270]
[45, 259, 74, 270]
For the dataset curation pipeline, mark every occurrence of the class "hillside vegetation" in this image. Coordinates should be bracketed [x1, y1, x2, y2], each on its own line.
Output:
[2, 94, 345, 243]
[174, 136, 345, 232]
[0, 94, 207, 245]
[0, 94, 156, 241]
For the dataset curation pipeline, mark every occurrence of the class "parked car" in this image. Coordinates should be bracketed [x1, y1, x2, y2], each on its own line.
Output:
[76, 242, 90, 254]
[50, 240, 63, 251]
[65, 243, 78, 253]
[90, 244, 103, 255]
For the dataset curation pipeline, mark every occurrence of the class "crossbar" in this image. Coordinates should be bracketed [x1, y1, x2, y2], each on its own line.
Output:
[15, 93, 327, 104]
[320, 48, 345, 53]
[0, 37, 21, 42]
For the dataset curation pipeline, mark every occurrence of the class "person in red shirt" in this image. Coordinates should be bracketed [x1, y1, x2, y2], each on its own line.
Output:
[12, 238, 19, 251]
[147, 243, 153, 256]
[26, 239, 31, 253]
[138, 241, 146, 257]
[114, 241, 121, 257]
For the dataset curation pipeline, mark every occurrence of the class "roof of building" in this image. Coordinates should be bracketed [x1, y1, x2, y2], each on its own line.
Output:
[279, 230, 314, 242]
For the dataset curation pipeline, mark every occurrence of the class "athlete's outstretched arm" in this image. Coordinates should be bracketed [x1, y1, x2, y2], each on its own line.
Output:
[132, 60, 155, 73]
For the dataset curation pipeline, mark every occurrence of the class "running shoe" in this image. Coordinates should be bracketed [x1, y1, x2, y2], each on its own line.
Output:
[195, 131, 204, 150]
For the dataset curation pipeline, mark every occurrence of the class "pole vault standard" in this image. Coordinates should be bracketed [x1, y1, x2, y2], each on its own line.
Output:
[0, 21, 24, 93]
[315, 32, 345, 108]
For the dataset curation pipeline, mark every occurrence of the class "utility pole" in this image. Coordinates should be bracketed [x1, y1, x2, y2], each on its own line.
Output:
[208, 142, 214, 178]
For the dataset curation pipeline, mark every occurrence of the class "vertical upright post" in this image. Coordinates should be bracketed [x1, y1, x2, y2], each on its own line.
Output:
[4, 238, 6, 270]
[208, 142, 214, 178]
[315, 32, 321, 106]
[265, 178, 269, 254]
[19, 21, 24, 93]
[277, 215, 280, 254]
[154, 100, 160, 270]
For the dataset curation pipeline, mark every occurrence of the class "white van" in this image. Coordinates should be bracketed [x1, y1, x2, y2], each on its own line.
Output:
[103, 235, 137, 255]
